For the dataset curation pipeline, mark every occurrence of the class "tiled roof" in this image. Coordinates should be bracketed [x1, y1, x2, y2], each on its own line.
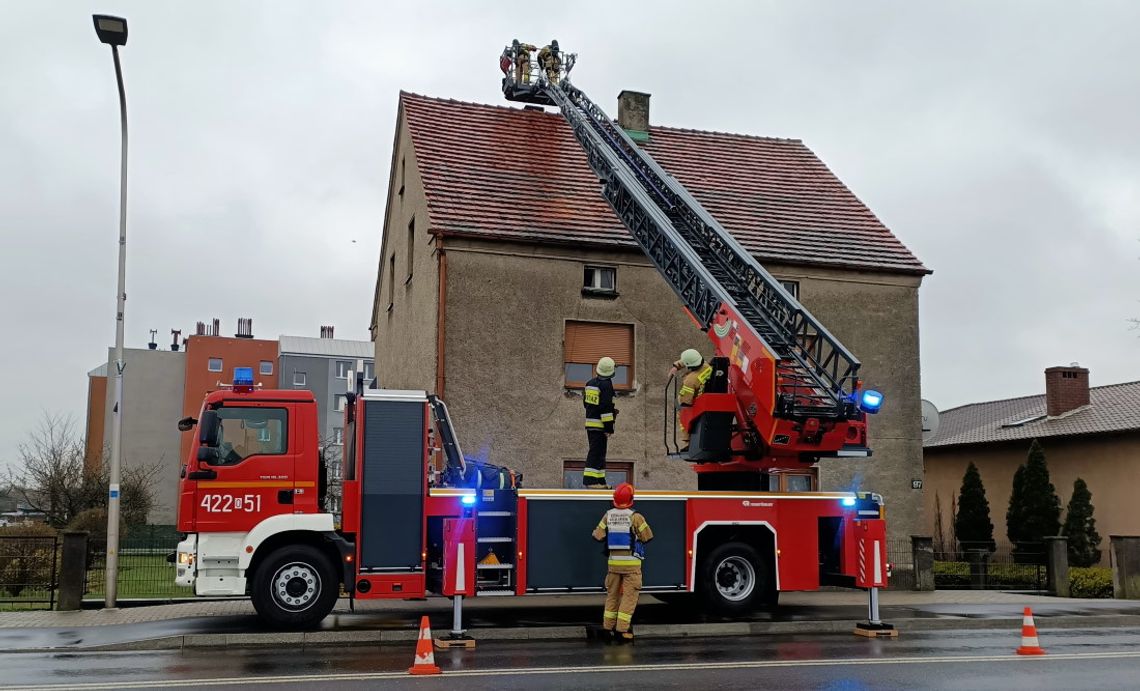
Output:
[278, 336, 374, 359]
[400, 92, 928, 275]
[924, 381, 1140, 448]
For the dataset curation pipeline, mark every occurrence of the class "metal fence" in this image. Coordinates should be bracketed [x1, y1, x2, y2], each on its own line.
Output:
[0, 535, 59, 609]
[933, 544, 1047, 592]
[84, 525, 191, 601]
[886, 539, 916, 590]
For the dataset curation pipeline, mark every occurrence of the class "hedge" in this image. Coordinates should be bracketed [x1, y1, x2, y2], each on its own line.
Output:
[1069, 567, 1113, 599]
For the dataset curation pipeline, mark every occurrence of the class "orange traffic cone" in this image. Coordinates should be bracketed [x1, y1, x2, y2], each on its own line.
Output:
[1016, 607, 1046, 655]
[408, 616, 442, 675]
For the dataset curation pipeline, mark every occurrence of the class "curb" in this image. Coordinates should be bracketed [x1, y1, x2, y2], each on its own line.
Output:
[17, 614, 1140, 653]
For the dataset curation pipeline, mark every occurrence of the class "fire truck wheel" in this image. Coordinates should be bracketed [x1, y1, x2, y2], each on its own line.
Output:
[251, 545, 338, 629]
[699, 541, 772, 616]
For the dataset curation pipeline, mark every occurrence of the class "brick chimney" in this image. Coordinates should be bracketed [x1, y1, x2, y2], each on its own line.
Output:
[617, 90, 651, 134]
[1044, 364, 1090, 417]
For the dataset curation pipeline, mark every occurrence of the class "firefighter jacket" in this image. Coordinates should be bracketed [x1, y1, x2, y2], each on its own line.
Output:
[592, 508, 654, 571]
[584, 375, 617, 433]
[675, 362, 714, 406]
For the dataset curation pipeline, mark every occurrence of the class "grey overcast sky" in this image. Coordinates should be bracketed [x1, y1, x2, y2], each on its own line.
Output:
[1, 1, 1138, 466]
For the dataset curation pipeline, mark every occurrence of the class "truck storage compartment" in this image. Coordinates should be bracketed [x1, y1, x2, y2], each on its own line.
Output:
[524, 496, 686, 591]
[359, 393, 425, 571]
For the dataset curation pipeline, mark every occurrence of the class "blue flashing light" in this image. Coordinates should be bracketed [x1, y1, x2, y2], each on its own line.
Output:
[233, 366, 254, 387]
[841, 497, 857, 507]
[859, 389, 884, 414]
[461, 494, 476, 506]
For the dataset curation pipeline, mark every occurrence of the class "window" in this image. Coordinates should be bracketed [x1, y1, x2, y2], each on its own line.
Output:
[335, 361, 352, 379]
[333, 427, 344, 446]
[406, 217, 415, 282]
[398, 157, 405, 196]
[207, 357, 223, 372]
[563, 460, 633, 489]
[363, 362, 374, 381]
[259, 360, 274, 376]
[779, 279, 800, 300]
[334, 394, 347, 412]
[215, 407, 288, 464]
[293, 371, 307, 387]
[387, 254, 396, 313]
[775, 471, 817, 492]
[583, 265, 617, 296]
[564, 320, 634, 389]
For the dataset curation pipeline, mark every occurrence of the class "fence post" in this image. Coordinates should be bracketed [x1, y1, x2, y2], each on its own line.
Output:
[1110, 535, 1140, 599]
[911, 536, 935, 591]
[1045, 536, 1069, 597]
[57, 531, 89, 611]
[966, 549, 989, 590]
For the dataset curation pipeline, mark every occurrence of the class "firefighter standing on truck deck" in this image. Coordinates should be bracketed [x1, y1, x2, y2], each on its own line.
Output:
[669, 348, 713, 451]
[583, 357, 618, 487]
[592, 483, 653, 642]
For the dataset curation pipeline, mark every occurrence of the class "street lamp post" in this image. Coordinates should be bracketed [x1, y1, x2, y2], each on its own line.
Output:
[93, 13, 129, 609]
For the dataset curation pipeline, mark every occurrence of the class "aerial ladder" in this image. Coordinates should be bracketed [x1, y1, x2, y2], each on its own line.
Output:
[501, 44, 884, 489]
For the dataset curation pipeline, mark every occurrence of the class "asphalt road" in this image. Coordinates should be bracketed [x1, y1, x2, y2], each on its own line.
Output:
[2, 627, 1138, 690]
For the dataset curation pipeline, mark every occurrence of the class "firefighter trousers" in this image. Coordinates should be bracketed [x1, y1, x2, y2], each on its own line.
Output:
[584, 430, 608, 486]
[603, 569, 642, 633]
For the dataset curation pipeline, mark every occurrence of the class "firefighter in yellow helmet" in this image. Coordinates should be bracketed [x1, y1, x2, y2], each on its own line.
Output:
[514, 40, 537, 85]
[669, 348, 713, 451]
[537, 40, 562, 83]
[583, 356, 618, 487]
[592, 483, 653, 642]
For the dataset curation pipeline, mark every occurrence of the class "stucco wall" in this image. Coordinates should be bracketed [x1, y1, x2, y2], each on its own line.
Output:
[924, 434, 1140, 564]
[372, 115, 439, 391]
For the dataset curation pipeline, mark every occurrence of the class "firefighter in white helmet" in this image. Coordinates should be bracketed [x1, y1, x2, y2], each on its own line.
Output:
[592, 482, 653, 642]
[668, 348, 713, 451]
[582, 356, 618, 487]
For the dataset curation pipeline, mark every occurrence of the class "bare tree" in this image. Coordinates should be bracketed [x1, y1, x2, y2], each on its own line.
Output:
[6, 413, 160, 529]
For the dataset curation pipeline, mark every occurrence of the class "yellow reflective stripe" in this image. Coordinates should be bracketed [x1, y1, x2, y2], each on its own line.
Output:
[596, 520, 607, 530]
[636, 522, 651, 534]
[608, 556, 641, 566]
[616, 612, 632, 622]
[585, 386, 601, 405]
[679, 386, 694, 396]
[585, 419, 604, 428]
[600, 413, 614, 421]
[603, 611, 618, 619]
[584, 468, 607, 479]
[697, 365, 713, 383]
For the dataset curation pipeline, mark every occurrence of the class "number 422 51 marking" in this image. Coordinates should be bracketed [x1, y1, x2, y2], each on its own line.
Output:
[200, 494, 262, 513]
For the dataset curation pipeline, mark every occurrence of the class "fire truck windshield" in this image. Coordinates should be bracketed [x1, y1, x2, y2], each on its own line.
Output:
[214, 407, 288, 464]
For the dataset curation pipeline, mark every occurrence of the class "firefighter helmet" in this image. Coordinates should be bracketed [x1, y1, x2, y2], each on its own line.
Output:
[551, 39, 559, 53]
[613, 482, 634, 509]
[596, 356, 616, 378]
[680, 348, 702, 368]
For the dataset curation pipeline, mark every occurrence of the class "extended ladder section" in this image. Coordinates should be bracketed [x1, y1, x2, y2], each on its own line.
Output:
[539, 80, 861, 420]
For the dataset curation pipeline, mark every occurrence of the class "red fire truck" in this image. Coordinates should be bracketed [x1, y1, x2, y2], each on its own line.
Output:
[172, 53, 892, 630]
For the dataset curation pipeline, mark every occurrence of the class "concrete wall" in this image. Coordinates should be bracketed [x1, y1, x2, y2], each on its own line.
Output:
[763, 261, 926, 542]
[925, 433, 1140, 564]
[371, 115, 440, 391]
[102, 347, 186, 523]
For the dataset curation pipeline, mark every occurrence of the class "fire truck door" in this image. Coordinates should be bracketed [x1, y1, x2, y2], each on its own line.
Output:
[193, 404, 300, 533]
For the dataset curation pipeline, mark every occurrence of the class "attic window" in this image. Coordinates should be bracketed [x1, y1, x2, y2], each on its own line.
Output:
[398, 157, 405, 196]
[582, 265, 617, 297]
[1001, 414, 1046, 428]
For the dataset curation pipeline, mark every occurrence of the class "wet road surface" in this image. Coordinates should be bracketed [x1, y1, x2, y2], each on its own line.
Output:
[2, 626, 1139, 689]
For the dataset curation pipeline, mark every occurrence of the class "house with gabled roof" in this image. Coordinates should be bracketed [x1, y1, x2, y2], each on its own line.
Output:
[370, 90, 930, 539]
[924, 364, 1140, 562]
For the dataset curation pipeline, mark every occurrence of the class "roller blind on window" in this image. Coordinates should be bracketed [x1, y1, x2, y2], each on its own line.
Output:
[564, 321, 633, 364]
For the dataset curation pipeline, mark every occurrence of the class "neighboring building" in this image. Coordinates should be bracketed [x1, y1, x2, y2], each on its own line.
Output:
[84, 363, 109, 470]
[924, 365, 1140, 564]
[370, 91, 930, 540]
[179, 320, 279, 464]
[86, 345, 186, 523]
[278, 328, 374, 493]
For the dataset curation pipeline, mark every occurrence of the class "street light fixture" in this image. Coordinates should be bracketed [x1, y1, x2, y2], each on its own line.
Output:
[93, 13, 129, 609]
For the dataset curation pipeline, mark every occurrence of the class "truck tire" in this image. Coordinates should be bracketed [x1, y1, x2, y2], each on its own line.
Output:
[251, 545, 338, 630]
[698, 541, 773, 616]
